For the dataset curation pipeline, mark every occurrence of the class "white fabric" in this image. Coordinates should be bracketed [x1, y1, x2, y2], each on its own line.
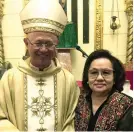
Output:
[20, 0, 67, 35]
[27, 75, 55, 131]
[122, 80, 133, 97]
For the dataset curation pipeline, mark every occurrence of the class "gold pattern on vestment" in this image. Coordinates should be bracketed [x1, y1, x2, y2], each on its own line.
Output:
[21, 18, 65, 30]
[24, 27, 61, 36]
[24, 74, 58, 131]
[54, 74, 58, 131]
[24, 74, 28, 131]
[36, 78, 46, 86]
[29, 78, 53, 131]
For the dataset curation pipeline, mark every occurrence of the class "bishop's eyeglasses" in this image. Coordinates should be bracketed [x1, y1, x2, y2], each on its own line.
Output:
[27, 38, 56, 49]
[88, 69, 114, 80]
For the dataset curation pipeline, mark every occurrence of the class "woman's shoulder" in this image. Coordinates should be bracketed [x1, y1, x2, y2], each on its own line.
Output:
[110, 91, 133, 108]
[121, 92, 133, 101]
[79, 88, 89, 98]
[114, 91, 133, 102]
[76, 88, 88, 103]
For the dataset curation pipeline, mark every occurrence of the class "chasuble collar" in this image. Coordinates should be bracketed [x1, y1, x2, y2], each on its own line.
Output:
[17, 57, 61, 77]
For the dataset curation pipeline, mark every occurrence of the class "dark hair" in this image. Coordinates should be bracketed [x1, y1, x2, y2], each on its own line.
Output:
[82, 49, 126, 93]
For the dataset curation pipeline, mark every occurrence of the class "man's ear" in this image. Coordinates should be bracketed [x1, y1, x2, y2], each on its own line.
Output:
[24, 38, 28, 47]
[55, 37, 59, 47]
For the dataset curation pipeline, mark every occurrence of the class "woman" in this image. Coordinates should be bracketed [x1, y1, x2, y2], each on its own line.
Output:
[75, 49, 133, 131]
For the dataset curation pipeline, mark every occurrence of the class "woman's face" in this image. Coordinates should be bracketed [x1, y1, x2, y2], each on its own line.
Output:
[88, 58, 114, 94]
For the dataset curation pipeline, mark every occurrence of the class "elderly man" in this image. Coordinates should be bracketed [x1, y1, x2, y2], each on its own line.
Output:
[0, 0, 80, 131]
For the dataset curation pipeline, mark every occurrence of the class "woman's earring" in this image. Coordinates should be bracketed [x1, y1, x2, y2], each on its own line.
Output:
[87, 82, 89, 84]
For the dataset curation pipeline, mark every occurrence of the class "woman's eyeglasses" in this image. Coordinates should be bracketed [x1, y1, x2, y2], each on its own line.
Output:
[27, 38, 56, 49]
[88, 69, 114, 79]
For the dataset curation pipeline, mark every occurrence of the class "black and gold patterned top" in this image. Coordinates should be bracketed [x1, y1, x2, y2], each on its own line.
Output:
[75, 89, 133, 131]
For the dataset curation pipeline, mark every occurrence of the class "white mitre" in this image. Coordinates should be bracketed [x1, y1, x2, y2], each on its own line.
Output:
[20, 0, 67, 36]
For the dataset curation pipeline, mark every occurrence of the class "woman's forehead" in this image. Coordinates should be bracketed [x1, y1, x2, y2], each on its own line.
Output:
[89, 58, 113, 68]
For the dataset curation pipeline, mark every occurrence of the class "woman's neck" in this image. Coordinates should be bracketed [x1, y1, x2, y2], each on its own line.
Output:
[91, 92, 108, 114]
[91, 92, 108, 104]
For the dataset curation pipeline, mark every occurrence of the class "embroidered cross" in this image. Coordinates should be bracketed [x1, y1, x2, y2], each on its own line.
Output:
[28, 95, 54, 131]
[36, 78, 46, 86]
[28, 78, 54, 131]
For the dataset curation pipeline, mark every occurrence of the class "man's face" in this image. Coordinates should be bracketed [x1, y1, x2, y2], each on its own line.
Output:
[24, 31, 58, 69]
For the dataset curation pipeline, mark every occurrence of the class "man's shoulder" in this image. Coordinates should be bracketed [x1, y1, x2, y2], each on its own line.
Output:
[1, 67, 22, 79]
[3, 67, 18, 73]
[60, 68, 74, 77]
[59, 68, 78, 87]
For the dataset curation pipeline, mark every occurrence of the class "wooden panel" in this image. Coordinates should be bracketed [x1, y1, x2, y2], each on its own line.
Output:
[71, 0, 78, 40]
[83, 0, 89, 43]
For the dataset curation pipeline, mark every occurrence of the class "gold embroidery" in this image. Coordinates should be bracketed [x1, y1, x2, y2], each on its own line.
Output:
[95, 92, 132, 130]
[21, 18, 65, 30]
[36, 78, 46, 86]
[28, 78, 54, 131]
[24, 75, 58, 131]
[29, 96, 54, 131]
[24, 27, 61, 36]
[29, 96, 54, 117]
[54, 74, 58, 131]
[36, 128, 47, 131]
[24, 74, 28, 131]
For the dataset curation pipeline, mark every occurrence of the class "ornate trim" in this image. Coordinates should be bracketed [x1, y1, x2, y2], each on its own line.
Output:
[95, 92, 132, 131]
[54, 74, 58, 131]
[24, 74, 28, 131]
[24, 27, 61, 36]
[24, 74, 58, 131]
[0, 0, 5, 68]
[22, 18, 64, 30]
[125, 0, 133, 64]
[94, 0, 103, 50]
